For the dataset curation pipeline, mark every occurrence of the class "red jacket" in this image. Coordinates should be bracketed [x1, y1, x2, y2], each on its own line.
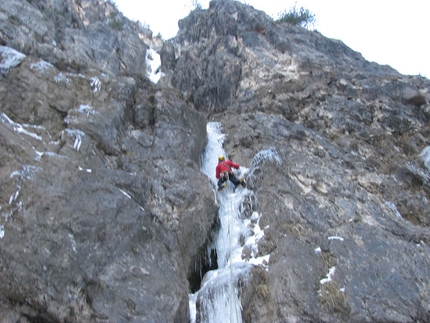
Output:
[216, 160, 240, 179]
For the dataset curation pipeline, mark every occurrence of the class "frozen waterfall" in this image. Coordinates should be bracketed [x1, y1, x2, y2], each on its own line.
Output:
[190, 122, 270, 323]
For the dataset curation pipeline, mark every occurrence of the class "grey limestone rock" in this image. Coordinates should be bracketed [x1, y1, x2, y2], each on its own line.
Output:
[0, 0, 429, 322]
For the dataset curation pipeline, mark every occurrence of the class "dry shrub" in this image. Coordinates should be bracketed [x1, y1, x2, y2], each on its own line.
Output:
[320, 281, 350, 318]
[279, 223, 304, 239]
[321, 251, 337, 269]
[255, 284, 270, 300]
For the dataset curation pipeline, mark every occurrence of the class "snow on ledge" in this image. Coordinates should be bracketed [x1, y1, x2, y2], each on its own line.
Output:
[0, 112, 43, 140]
[320, 266, 336, 284]
[328, 236, 344, 241]
[0, 46, 26, 70]
[30, 60, 54, 73]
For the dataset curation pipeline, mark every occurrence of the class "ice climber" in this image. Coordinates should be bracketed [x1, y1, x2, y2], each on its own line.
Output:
[216, 155, 246, 191]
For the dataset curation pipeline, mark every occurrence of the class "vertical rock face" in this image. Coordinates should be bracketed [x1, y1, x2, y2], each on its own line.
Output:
[0, 0, 429, 322]
[165, 1, 430, 322]
[1, 1, 217, 322]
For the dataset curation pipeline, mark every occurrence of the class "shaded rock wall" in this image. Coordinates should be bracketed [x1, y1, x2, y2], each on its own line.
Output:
[1, 0, 217, 322]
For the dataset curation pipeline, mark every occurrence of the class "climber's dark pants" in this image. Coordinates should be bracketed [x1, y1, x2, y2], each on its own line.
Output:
[218, 172, 241, 189]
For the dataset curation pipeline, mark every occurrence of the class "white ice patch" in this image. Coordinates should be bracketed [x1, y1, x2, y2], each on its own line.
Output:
[9, 166, 40, 181]
[54, 72, 70, 84]
[248, 254, 270, 267]
[77, 104, 97, 116]
[30, 60, 54, 73]
[10, 171, 21, 178]
[0, 112, 43, 140]
[237, 214, 269, 268]
[328, 236, 344, 241]
[35, 150, 44, 161]
[68, 233, 77, 253]
[4, 166, 41, 224]
[119, 189, 131, 199]
[0, 46, 26, 70]
[78, 167, 92, 173]
[385, 201, 404, 221]
[320, 266, 336, 284]
[64, 129, 85, 151]
[65, 105, 98, 125]
[250, 147, 282, 168]
[90, 76, 102, 92]
[419, 146, 430, 172]
[145, 48, 163, 84]
[8, 189, 20, 205]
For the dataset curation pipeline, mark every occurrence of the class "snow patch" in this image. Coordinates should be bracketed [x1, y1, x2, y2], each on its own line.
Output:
[320, 266, 336, 284]
[30, 60, 54, 73]
[63, 129, 85, 151]
[35, 150, 44, 161]
[10, 171, 21, 178]
[9, 166, 40, 181]
[54, 72, 70, 84]
[0, 225, 4, 239]
[90, 76, 102, 92]
[145, 48, 163, 84]
[8, 189, 20, 205]
[64, 105, 98, 124]
[250, 147, 282, 168]
[0, 46, 26, 70]
[1, 113, 43, 140]
[328, 236, 344, 241]
[385, 201, 404, 220]
[119, 189, 131, 199]
[419, 146, 430, 172]
[77, 104, 98, 116]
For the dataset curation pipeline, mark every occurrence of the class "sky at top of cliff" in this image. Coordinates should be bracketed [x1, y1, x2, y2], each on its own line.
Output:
[113, 0, 429, 78]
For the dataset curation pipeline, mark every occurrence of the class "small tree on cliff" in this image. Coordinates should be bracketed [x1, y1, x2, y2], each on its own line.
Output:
[276, 4, 315, 29]
[191, 0, 203, 10]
